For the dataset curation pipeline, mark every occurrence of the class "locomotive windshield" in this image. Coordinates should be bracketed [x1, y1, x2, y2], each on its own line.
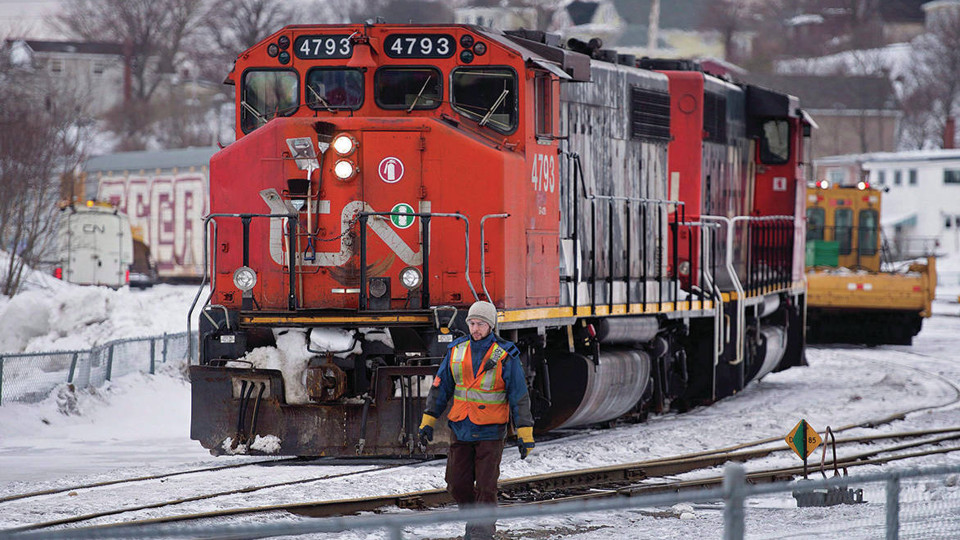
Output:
[375, 67, 442, 110]
[240, 70, 299, 133]
[306, 68, 363, 110]
[451, 67, 517, 132]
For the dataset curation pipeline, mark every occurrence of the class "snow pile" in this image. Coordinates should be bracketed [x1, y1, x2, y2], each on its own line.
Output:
[227, 328, 312, 404]
[0, 364, 204, 483]
[774, 43, 913, 83]
[0, 282, 200, 354]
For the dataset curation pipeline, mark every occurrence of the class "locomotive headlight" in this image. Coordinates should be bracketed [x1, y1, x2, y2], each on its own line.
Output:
[679, 260, 691, 276]
[332, 134, 357, 155]
[333, 160, 357, 180]
[400, 266, 422, 289]
[233, 266, 257, 292]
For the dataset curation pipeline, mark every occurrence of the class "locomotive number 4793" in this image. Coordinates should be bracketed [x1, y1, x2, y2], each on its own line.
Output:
[531, 153, 557, 194]
[293, 35, 353, 59]
[384, 34, 454, 58]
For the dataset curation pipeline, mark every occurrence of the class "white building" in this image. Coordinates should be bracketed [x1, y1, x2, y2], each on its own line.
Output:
[5, 39, 126, 117]
[816, 150, 960, 269]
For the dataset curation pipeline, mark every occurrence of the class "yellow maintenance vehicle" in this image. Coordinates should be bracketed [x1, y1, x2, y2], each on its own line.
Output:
[805, 183, 936, 345]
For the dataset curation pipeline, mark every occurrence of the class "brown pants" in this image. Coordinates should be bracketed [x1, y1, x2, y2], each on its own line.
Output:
[445, 437, 504, 539]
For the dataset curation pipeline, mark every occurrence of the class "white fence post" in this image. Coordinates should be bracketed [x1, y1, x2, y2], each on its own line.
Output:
[724, 462, 746, 540]
[886, 475, 900, 540]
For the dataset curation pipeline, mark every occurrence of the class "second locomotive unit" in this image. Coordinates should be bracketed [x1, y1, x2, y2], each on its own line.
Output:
[190, 23, 811, 456]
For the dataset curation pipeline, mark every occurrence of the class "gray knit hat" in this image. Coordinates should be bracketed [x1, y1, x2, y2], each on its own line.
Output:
[466, 301, 497, 330]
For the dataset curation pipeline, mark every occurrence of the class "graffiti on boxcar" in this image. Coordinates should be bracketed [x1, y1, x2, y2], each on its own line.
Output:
[97, 173, 207, 277]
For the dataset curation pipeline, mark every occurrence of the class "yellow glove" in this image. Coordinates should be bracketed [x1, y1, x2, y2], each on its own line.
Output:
[517, 426, 535, 459]
[418, 413, 437, 444]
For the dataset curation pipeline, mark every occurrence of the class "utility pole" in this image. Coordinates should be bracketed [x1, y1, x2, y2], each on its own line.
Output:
[648, 0, 660, 53]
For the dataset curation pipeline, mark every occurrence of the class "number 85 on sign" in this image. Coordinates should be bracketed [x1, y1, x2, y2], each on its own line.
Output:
[785, 419, 823, 459]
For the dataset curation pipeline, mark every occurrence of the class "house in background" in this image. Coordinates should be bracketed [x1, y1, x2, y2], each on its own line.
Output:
[881, 0, 928, 43]
[815, 150, 960, 271]
[548, 0, 625, 49]
[609, 0, 747, 60]
[744, 74, 901, 160]
[454, 6, 538, 30]
[5, 39, 126, 117]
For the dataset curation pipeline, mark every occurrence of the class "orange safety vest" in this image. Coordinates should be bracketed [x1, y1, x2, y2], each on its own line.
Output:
[447, 340, 510, 425]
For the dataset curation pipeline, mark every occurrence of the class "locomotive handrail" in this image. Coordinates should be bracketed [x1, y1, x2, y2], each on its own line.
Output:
[357, 211, 478, 311]
[700, 215, 744, 366]
[567, 151, 714, 315]
[188, 212, 298, 365]
[677, 220, 725, 375]
[736, 215, 795, 293]
[480, 213, 510, 303]
[700, 215, 795, 367]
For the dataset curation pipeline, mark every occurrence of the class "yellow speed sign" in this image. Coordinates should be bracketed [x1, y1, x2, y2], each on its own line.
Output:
[785, 419, 822, 459]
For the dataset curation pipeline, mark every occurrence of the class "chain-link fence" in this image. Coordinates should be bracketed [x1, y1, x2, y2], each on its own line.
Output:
[0, 332, 195, 405]
[7, 462, 958, 539]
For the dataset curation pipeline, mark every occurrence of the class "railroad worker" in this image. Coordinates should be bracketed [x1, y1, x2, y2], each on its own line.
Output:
[418, 300, 535, 540]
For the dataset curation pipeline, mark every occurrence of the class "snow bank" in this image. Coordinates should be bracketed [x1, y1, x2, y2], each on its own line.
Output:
[0, 281, 200, 354]
[228, 328, 312, 404]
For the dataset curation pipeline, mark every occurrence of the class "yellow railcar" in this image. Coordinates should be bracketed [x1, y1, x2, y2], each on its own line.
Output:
[805, 183, 936, 345]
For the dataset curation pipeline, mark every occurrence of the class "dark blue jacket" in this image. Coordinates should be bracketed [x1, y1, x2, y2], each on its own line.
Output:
[424, 333, 534, 441]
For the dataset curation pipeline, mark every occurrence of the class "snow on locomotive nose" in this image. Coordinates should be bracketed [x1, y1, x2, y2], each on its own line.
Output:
[189, 23, 810, 457]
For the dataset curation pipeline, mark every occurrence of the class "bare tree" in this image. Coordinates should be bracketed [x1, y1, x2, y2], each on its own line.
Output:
[901, 8, 960, 148]
[56, 0, 205, 149]
[58, 0, 204, 102]
[194, 0, 299, 82]
[0, 53, 89, 296]
[700, 0, 752, 63]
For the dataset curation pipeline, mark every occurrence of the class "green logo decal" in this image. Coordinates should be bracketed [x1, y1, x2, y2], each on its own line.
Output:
[390, 203, 416, 229]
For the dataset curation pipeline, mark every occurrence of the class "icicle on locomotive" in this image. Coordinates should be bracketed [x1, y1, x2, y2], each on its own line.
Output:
[189, 24, 812, 456]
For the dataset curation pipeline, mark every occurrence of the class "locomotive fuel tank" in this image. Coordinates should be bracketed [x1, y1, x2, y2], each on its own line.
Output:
[537, 349, 652, 431]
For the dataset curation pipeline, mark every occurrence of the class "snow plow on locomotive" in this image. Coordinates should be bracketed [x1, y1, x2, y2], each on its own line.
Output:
[189, 24, 811, 457]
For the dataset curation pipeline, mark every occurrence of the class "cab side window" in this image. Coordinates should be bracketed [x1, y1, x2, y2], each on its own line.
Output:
[535, 73, 552, 138]
[760, 119, 790, 165]
[451, 67, 518, 133]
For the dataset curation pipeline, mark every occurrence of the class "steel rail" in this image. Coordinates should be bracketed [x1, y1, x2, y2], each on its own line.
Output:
[4, 461, 426, 533]
[14, 427, 960, 533]
[0, 457, 300, 504]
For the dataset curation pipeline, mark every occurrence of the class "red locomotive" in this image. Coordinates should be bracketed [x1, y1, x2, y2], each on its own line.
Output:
[189, 23, 811, 456]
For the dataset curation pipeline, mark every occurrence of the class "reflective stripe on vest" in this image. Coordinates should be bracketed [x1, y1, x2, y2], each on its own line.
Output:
[447, 340, 510, 425]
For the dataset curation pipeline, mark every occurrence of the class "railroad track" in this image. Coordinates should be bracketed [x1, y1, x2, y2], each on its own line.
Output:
[7, 345, 960, 535]
[0, 458, 428, 533]
[0, 456, 298, 504]
[9, 425, 960, 535]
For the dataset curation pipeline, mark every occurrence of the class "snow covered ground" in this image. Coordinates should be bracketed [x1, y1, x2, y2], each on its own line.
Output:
[1, 279, 960, 538]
